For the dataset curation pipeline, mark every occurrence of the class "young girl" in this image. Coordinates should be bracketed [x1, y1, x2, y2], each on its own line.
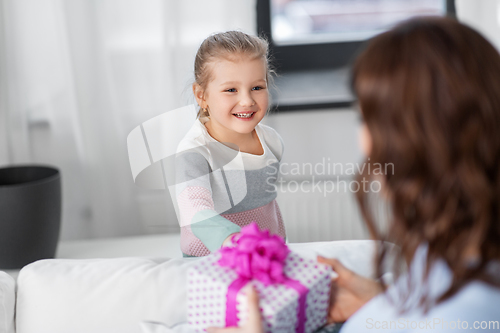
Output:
[175, 31, 286, 257]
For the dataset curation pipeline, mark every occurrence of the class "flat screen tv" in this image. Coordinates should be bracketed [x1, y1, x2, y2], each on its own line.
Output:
[257, 0, 456, 72]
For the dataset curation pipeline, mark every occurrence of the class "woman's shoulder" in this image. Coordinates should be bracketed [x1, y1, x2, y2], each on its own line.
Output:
[340, 245, 500, 333]
[428, 280, 500, 319]
[257, 123, 284, 161]
[340, 281, 500, 333]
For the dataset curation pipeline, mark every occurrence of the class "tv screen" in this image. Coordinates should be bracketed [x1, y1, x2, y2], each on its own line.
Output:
[271, 0, 447, 46]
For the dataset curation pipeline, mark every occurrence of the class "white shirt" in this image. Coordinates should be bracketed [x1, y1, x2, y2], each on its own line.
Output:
[341, 244, 500, 332]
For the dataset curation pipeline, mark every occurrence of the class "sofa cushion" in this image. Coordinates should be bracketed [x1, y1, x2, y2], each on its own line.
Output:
[16, 257, 197, 333]
[0, 271, 15, 333]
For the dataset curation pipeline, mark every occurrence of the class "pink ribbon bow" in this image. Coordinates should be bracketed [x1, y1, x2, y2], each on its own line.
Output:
[218, 222, 290, 286]
[218, 222, 308, 332]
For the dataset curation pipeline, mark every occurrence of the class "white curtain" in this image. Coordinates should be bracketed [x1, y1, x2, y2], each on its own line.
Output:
[0, 0, 257, 240]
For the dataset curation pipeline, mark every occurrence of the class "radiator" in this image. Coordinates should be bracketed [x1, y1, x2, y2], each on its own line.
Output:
[276, 179, 389, 243]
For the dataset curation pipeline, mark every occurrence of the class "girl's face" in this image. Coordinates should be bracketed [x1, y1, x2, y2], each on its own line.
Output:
[195, 56, 268, 137]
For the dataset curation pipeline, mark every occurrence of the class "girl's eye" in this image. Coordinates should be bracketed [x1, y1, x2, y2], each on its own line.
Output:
[225, 88, 237, 92]
[252, 86, 265, 91]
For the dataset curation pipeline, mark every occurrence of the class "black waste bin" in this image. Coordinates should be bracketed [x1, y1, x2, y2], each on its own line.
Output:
[0, 165, 61, 269]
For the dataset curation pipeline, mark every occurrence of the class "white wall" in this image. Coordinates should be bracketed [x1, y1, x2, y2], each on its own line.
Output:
[263, 108, 363, 175]
[456, 0, 500, 52]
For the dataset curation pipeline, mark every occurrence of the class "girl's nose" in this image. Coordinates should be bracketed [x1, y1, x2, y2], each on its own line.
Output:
[239, 92, 255, 107]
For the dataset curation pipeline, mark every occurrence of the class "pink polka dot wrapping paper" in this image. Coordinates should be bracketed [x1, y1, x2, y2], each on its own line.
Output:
[187, 251, 332, 333]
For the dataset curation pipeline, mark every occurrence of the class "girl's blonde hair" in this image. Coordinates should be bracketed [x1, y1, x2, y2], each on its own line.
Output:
[194, 31, 274, 118]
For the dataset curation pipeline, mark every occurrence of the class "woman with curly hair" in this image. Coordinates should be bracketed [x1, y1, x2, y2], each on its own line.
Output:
[209, 16, 500, 333]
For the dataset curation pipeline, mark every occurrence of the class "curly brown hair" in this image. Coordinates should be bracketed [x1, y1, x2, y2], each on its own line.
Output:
[352, 16, 500, 310]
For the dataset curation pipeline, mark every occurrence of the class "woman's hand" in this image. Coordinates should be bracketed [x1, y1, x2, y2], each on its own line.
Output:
[222, 233, 240, 247]
[317, 256, 383, 323]
[206, 287, 263, 333]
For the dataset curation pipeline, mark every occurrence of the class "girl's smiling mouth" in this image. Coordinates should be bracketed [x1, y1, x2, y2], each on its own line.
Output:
[232, 112, 256, 120]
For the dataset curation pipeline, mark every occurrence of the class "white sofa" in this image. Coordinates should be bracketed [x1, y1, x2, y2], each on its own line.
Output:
[0, 240, 388, 333]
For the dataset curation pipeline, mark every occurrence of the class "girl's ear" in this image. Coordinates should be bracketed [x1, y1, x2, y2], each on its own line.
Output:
[192, 83, 206, 107]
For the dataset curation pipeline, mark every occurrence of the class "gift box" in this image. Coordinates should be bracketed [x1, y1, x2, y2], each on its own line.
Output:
[187, 223, 332, 333]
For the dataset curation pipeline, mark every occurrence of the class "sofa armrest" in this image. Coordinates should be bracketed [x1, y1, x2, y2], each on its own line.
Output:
[0, 271, 15, 333]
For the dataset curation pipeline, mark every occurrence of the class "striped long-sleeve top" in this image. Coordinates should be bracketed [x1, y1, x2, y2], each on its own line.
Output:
[174, 117, 286, 257]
